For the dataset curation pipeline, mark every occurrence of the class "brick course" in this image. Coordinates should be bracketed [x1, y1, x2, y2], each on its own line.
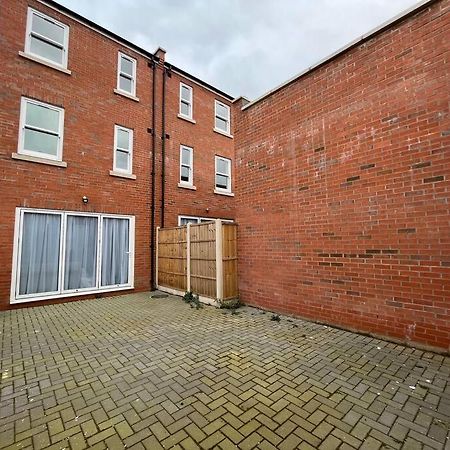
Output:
[234, 0, 450, 351]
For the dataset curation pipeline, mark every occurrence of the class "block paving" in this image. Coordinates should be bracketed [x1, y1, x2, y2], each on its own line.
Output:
[0, 292, 449, 449]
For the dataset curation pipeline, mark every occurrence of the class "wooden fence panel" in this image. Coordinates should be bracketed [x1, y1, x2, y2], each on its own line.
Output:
[190, 222, 216, 298]
[157, 227, 187, 291]
[222, 223, 238, 299]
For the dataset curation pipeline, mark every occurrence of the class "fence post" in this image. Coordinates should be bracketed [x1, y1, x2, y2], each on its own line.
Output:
[215, 219, 223, 301]
[186, 223, 191, 292]
[156, 226, 160, 288]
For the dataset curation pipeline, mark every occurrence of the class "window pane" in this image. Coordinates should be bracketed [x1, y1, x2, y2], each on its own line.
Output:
[180, 218, 198, 225]
[181, 165, 190, 182]
[216, 103, 229, 118]
[217, 158, 229, 174]
[180, 101, 190, 117]
[181, 86, 191, 101]
[30, 36, 63, 64]
[120, 56, 133, 76]
[19, 213, 61, 295]
[24, 128, 59, 156]
[26, 102, 60, 132]
[216, 174, 229, 189]
[32, 14, 65, 45]
[116, 150, 129, 171]
[119, 75, 133, 93]
[64, 216, 98, 290]
[215, 116, 228, 132]
[116, 128, 130, 150]
[101, 218, 129, 286]
[181, 148, 191, 165]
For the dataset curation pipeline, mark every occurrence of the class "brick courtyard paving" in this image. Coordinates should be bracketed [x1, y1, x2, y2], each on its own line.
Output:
[0, 293, 449, 450]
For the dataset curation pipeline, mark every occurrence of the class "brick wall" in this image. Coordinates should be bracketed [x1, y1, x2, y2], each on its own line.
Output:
[162, 71, 235, 227]
[234, 0, 450, 351]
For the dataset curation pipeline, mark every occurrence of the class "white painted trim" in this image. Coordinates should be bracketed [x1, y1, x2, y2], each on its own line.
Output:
[109, 170, 136, 180]
[156, 285, 219, 307]
[186, 223, 191, 292]
[116, 52, 137, 97]
[18, 97, 65, 162]
[179, 82, 193, 120]
[10, 208, 135, 304]
[18, 51, 72, 75]
[177, 215, 233, 226]
[25, 7, 70, 70]
[214, 100, 231, 135]
[214, 189, 235, 197]
[215, 219, 223, 301]
[179, 145, 194, 186]
[113, 89, 139, 102]
[177, 114, 196, 124]
[213, 128, 233, 139]
[215, 155, 232, 194]
[113, 125, 133, 175]
[177, 183, 196, 190]
[242, 0, 436, 111]
[11, 152, 67, 167]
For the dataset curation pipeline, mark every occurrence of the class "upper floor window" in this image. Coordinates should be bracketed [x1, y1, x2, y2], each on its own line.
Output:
[214, 101, 230, 134]
[179, 83, 193, 119]
[18, 97, 64, 161]
[25, 8, 69, 69]
[113, 125, 133, 174]
[117, 53, 137, 96]
[215, 156, 232, 194]
[179, 145, 193, 186]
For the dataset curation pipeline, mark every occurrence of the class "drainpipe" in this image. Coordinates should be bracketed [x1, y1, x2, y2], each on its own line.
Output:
[149, 56, 157, 290]
[161, 63, 171, 228]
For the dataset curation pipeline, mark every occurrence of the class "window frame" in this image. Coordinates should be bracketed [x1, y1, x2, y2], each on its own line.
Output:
[11, 208, 135, 304]
[179, 83, 193, 120]
[214, 100, 231, 134]
[113, 125, 133, 175]
[177, 215, 234, 226]
[24, 7, 70, 69]
[18, 97, 65, 162]
[179, 145, 194, 186]
[117, 52, 137, 97]
[215, 155, 232, 194]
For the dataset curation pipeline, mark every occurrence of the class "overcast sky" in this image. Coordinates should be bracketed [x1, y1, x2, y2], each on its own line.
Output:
[58, 0, 420, 99]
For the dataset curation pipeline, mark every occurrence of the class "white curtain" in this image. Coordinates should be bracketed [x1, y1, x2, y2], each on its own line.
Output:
[19, 212, 61, 295]
[64, 216, 98, 290]
[101, 218, 129, 286]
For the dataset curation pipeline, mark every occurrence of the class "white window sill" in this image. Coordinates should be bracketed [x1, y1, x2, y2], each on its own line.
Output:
[110, 170, 136, 180]
[178, 183, 197, 190]
[214, 189, 234, 197]
[213, 128, 233, 139]
[177, 114, 196, 124]
[113, 89, 139, 102]
[12, 152, 67, 167]
[18, 51, 71, 75]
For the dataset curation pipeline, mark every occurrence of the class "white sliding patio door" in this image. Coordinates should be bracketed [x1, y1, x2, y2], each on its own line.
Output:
[12, 209, 135, 303]
[19, 212, 61, 296]
[64, 215, 98, 290]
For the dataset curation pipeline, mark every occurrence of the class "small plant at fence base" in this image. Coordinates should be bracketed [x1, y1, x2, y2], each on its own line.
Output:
[183, 291, 202, 309]
[218, 297, 241, 310]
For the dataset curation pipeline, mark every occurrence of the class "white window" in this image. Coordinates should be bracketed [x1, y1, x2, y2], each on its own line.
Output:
[18, 97, 64, 161]
[25, 8, 69, 68]
[11, 209, 135, 303]
[215, 156, 232, 193]
[214, 100, 230, 134]
[114, 125, 133, 174]
[178, 216, 233, 226]
[179, 83, 193, 119]
[179, 145, 193, 186]
[117, 52, 137, 96]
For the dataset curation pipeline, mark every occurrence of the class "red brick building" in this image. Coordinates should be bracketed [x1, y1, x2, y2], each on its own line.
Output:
[0, 0, 448, 352]
[234, 0, 450, 351]
[0, 0, 235, 310]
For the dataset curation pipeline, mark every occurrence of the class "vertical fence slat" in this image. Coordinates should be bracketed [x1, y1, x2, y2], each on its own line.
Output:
[215, 219, 223, 301]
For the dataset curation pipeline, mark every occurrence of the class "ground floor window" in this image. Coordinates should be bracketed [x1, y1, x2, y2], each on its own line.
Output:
[12, 209, 134, 303]
[178, 215, 233, 226]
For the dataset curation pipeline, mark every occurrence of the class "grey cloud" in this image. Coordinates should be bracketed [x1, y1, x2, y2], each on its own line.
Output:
[58, 0, 420, 99]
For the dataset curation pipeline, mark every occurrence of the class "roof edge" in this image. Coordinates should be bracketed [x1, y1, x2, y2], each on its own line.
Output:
[242, 0, 438, 111]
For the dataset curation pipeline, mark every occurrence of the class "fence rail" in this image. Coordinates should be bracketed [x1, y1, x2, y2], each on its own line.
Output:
[156, 220, 238, 303]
